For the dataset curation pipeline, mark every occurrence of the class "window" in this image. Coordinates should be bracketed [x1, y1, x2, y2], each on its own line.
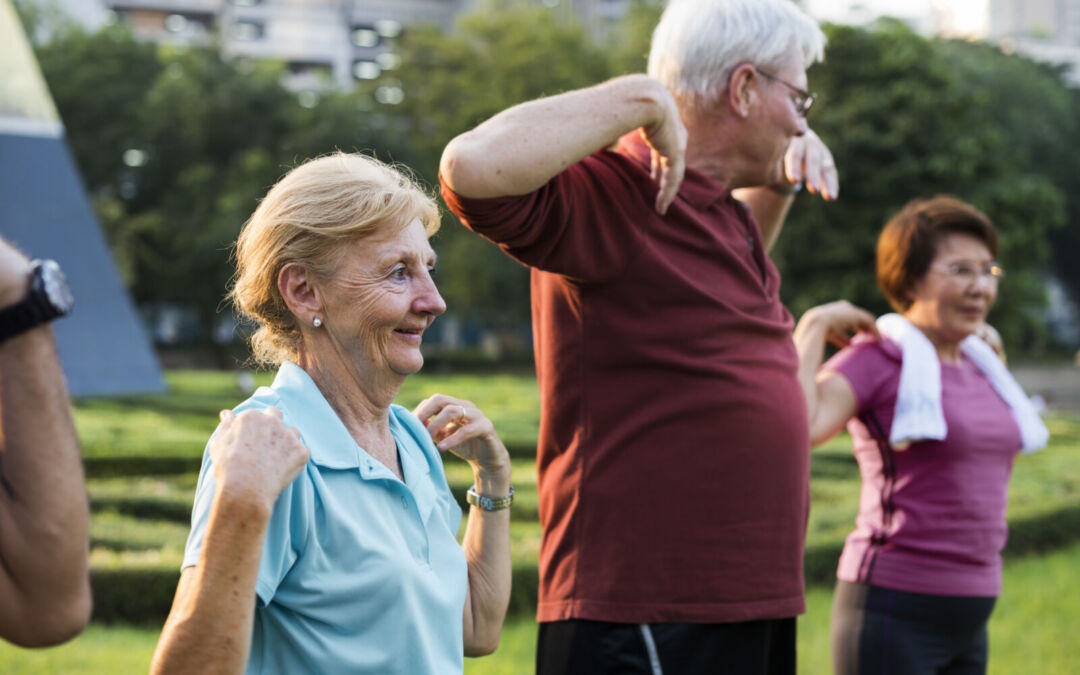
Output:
[233, 21, 263, 41]
[353, 60, 381, 80]
[352, 27, 380, 48]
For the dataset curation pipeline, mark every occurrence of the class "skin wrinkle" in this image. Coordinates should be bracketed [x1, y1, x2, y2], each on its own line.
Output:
[684, 45, 808, 190]
[293, 219, 444, 475]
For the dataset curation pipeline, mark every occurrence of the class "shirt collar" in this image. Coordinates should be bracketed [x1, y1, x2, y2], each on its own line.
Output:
[268, 361, 364, 470]
[615, 133, 732, 212]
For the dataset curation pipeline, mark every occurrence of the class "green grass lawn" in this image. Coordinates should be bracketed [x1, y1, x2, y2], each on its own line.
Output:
[24, 369, 1077, 671]
[74, 370, 541, 460]
[5, 543, 1077, 673]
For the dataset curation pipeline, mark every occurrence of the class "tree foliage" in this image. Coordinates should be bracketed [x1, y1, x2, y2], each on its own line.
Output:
[774, 20, 1073, 348]
[23, 7, 1080, 353]
[389, 5, 611, 328]
[32, 25, 413, 359]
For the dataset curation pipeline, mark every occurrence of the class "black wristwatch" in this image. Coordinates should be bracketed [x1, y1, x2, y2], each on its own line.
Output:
[0, 259, 74, 344]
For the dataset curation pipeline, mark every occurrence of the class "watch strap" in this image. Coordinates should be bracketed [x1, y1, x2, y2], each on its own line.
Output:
[466, 485, 514, 511]
[0, 262, 68, 344]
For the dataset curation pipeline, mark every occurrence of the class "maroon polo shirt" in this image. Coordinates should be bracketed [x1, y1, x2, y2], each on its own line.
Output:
[441, 134, 809, 623]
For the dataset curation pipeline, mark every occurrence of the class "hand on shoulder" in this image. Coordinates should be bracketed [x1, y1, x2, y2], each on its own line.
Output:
[804, 300, 878, 348]
[209, 407, 310, 510]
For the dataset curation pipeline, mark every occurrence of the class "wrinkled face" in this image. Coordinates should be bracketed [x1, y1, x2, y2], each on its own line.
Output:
[905, 233, 999, 345]
[745, 45, 810, 186]
[318, 219, 445, 377]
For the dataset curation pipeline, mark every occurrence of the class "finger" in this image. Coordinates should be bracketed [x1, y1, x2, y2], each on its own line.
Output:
[426, 402, 470, 440]
[436, 420, 489, 455]
[413, 394, 451, 424]
[826, 331, 850, 349]
[219, 409, 235, 424]
[784, 139, 805, 184]
[263, 406, 284, 419]
[852, 308, 879, 336]
[655, 155, 684, 215]
[804, 142, 825, 195]
[822, 161, 839, 201]
[650, 147, 661, 184]
[861, 317, 879, 337]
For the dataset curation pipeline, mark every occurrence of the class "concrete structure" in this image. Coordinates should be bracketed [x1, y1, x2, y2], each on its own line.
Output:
[101, 0, 633, 92]
[987, 0, 1080, 83]
[0, 0, 165, 396]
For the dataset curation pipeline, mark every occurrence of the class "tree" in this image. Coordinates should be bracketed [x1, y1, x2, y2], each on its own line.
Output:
[773, 20, 1069, 349]
[33, 25, 414, 360]
[387, 4, 612, 330]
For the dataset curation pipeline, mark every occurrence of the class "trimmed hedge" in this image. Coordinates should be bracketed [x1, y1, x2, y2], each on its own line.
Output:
[83, 444, 536, 478]
[87, 503, 1080, 624]
[90, 497, 193, 524]
[85, 457, 203, 478]
[91, 567, 181, 625]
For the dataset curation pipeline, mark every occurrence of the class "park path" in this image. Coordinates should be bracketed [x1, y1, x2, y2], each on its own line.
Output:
[1013, 363, 1080, 412]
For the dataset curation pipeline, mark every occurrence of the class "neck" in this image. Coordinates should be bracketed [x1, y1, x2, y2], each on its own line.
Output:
[903, 315, 963, 363]
[295, 348, 402, 442]
[682, 108, 741, 188]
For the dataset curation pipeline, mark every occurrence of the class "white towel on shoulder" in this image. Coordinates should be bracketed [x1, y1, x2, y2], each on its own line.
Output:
[875, 313, 1049, 454]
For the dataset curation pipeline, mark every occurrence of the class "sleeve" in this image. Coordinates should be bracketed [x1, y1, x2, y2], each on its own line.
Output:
[181, 399, 313, 608]
[822, 337, 901, 415]
[439, 150, 651, 283]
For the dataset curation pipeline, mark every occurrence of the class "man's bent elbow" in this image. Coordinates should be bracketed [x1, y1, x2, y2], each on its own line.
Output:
[464, 628, 502, 657]
[440, 135, 499, 199]
[4, 580, 92, 647]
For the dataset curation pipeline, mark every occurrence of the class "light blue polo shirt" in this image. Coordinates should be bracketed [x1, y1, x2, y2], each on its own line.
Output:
[182, 361, 468, 674]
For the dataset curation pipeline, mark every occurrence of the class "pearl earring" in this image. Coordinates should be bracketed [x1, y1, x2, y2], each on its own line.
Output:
[313, 317, 322, 328]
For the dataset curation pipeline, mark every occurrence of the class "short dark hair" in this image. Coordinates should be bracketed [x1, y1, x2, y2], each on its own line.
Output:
[876, 196, 999, 313]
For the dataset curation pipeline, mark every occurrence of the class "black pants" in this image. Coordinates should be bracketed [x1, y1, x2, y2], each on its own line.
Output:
[831, 580, 996, 675]
[536, 617, 796, 675]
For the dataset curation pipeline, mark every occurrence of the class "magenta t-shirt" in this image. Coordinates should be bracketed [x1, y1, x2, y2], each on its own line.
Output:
[824, 337, 1022, 597]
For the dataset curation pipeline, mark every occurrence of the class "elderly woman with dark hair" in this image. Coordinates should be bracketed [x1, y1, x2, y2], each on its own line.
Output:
[793, 196, 1047, 675]
[151, 153, 512, 675]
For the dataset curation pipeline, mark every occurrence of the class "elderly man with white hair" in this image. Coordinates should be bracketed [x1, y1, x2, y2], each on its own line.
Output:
[441, 1, 836, 672]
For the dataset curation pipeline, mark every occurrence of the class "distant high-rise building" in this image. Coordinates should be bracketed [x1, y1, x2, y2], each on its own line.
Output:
[98, 0, 633, 92]
[989, 0, 1080, 44]
[1, 0, 165, 396]
[987, 0, 1080, 83]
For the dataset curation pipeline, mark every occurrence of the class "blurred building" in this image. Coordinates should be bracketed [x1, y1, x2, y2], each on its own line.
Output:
[99, 0, 633, 92]
[987, 0, 1080, 83]
[0, 0, 165, 395]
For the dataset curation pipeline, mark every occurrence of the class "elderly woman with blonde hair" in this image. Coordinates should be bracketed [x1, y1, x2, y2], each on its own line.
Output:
[151, 153, 512, 675]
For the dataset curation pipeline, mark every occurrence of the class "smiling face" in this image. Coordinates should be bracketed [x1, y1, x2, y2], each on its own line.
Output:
[904, 233, 999, 348]
[316, 218, 445, 379]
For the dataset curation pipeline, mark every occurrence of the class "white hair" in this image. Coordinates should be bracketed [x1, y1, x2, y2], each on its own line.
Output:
[648, 0, 826, 109]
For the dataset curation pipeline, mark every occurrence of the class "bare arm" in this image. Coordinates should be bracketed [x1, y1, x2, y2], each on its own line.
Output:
[0, 240, 91, 647]
[415, 396, 511, 657]
[152, 408, 308, 675]
[793, 301, 876, 445]
[733, 128, 839, 252]
[440, 74, 687, 215]
[732, 187, 797, 253]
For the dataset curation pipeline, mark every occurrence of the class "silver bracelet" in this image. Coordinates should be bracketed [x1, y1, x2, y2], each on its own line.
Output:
[466, 485, 514, 511]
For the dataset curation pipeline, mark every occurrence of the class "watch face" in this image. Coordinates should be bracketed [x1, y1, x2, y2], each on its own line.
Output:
[40, 260, 74, 314]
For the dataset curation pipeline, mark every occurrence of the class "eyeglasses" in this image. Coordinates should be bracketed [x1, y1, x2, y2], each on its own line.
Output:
[756, 69, 816, 117]
[932, 261, 1005, 286]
